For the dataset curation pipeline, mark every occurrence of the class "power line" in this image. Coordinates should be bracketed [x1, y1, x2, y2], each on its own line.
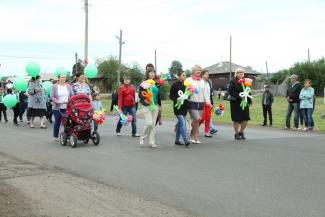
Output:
[0, 54, 55, 60]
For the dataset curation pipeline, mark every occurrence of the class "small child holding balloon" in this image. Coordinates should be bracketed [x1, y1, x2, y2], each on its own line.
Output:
[92, 93, 103, 132]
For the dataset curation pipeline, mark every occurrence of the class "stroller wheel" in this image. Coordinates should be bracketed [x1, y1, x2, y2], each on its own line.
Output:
[59, 132, 67, 146]
[69, 134, 77, 148]
[91, 132, 100, 146]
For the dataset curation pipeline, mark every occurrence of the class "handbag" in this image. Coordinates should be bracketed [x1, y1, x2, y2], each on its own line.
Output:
[223, 91, 237, 101]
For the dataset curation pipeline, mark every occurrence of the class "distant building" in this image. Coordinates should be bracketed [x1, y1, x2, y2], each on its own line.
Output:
[204, 61, 261, 90]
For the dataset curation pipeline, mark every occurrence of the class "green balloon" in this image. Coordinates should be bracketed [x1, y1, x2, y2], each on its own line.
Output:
[42, 81, 53, 96]
[84, 64, 98, 79]
[13, 77, 28, 91]
[3, 94, 17, 108]
[54, 67, 67, 77]
[25, 61, 40, 77]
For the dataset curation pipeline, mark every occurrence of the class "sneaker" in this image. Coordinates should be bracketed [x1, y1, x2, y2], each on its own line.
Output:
[116, 132, 122, 136]
[132, 133, 140, 137]
[139, 136, 144, 146]
[302, 128, 308, 131]
[297, 127, 302, 131]
[151, 144, 157, 148]
[210, 129, 218, 134]
[175, 141, 184, 146]
[283, 127, 290, 130]
[185, 142, 191, 148]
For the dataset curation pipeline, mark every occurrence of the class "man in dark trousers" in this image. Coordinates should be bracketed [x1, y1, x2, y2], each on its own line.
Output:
[285, 74, 303, 130]
[261, 85, 273, 126]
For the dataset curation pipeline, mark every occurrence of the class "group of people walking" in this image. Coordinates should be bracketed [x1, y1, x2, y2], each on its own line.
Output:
[0, 63, 318, 148]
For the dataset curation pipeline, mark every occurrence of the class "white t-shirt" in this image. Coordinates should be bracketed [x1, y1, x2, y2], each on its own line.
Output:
[57, 85, 69, 109]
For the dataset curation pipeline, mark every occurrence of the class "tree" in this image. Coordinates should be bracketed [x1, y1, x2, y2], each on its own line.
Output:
[72, 62, 84, 76]
[169, 60, 183, 75]
[185, 69, 191, 77]
[96, 56, 120, 90]
[96, 57, 144, 91]
[124, 63, 144, 88]
[271, 58, 325, 95]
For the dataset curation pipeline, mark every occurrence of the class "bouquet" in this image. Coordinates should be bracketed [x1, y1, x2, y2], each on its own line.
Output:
[213, 103, 225, 116]
[113, 105, 133, 125]
[174, 81, 195, 110]
[93, 109, 106, 125]
[140, 79, 156, 111]
[156, 73, 172, 86]
[237, 78, 253, 110]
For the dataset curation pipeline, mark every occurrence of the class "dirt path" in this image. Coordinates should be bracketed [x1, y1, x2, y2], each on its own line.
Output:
[0, 153, 198, 217]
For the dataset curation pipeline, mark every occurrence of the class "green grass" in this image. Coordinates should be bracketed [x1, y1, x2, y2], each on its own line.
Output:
[102, 96, 325, 132]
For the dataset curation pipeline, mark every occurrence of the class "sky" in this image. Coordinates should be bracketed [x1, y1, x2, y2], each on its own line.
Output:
[0, 0, 324, 77]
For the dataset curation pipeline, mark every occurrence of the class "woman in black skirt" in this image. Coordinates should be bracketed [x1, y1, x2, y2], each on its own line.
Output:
[228, 68, 252, 140]
[28, 76, 47, 128]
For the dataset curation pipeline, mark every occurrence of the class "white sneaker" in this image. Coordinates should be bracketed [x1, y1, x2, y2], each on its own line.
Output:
[302, 128, 308, 131]
[116, 133, 122, 136]
[151, 144, 157, 148]
[140, 136, 144, 146]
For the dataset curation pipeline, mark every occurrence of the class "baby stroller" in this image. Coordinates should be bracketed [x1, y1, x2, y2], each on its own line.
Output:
[59, 94, 100, 148]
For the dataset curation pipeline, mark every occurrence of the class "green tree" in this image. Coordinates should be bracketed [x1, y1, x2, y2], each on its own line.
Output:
[169, 60, 183, 75]
[96, 56, 120, 90]
[124, 63, 144, 88]
[96, 57, 144, 91]
[185, 69, 191, 77]
[272, 58, 325, 95]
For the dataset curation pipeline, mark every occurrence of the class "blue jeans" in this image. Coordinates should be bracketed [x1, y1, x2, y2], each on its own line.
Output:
[300, 108, 314, 128]
[176, 115, 189, 144]
[53, 109, 66, 138]
[116, 106, 137, 135]
[209, 117, 216, 131]
[286, 103, 300, 128]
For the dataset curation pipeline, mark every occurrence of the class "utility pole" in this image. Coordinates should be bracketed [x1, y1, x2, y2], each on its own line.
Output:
[116, 30, 125, 85]
[154, 49, 157, 73]
[265, 61, 269, 79]
[75, 53, 78, 75]
[84, 0, 89, 63]
[229, 35, 232, 81]
[308, 48, 310, 63]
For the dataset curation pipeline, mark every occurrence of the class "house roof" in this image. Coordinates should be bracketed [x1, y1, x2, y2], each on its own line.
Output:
[204, 61, 261, 75]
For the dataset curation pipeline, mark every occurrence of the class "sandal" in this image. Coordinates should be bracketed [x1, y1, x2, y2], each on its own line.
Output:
[40, 125, 47, 129]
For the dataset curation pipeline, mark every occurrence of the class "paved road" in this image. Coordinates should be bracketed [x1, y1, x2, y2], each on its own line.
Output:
[0, 117, 325, 217]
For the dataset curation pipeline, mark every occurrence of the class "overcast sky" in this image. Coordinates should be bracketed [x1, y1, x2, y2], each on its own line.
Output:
[0, 0, 324, 76]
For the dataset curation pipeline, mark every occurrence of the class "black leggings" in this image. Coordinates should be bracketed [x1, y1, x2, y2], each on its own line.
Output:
[0, 104, 7, 121]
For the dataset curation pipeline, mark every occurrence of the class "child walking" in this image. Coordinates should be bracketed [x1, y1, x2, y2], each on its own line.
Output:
[92, 93, 103, 132]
